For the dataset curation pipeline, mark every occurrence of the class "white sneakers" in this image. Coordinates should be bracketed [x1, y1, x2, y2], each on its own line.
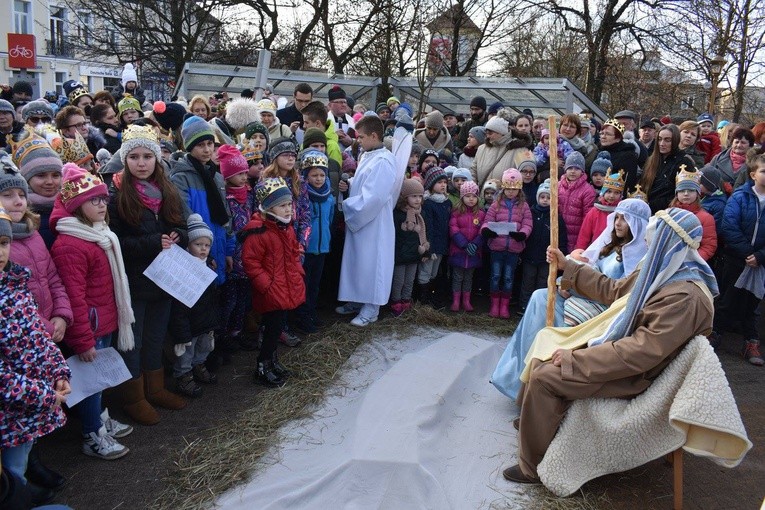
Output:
[82, 426, 129, 460]
[350, 314, 378, 327]
[101, 408, 133, 439]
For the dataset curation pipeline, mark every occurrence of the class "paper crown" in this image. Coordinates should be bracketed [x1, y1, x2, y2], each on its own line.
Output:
[60, 171, 104, 202]
[54, 131, 93, 165]
[0, 207, 11, 222]
[604, 118, 625, 135]
[675, 164, 701, 185]
[255, 176, 289, 205]
[238, 144, 262, 162]
[68, 87, 92, 104]
[627, 184, 648, 202]
[603, 169, 626, 192]
[8, 129, 51, 167]
[300, 151, 328, 170]
[122, 124, 158, 145]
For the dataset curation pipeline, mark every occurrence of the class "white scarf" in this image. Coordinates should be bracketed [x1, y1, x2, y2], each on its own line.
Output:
[55, 217, 136, 351]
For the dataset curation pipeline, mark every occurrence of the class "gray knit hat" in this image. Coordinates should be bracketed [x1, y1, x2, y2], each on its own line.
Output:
[268, 137, 298, 162]
[589, 151, 612, 176]
[119, 124, 162, 166]
[187, 213, 214, 243]
[0, 100, 14, 115]
[564, 151, 586, 171]
[0, 151, 28, 195]
[0, 207, 12, 240]
[469, 126, 486, 144]
[21, 100, 54, 123]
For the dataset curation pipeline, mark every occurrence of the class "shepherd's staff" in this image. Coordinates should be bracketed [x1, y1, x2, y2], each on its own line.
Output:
[546, 116, 559, 327]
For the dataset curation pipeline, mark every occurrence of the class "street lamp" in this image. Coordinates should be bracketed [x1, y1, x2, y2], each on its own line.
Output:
[708, 54, 726, 117]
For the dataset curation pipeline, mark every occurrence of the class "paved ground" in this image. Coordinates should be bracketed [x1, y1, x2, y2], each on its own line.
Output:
[38, 296, 763, 509]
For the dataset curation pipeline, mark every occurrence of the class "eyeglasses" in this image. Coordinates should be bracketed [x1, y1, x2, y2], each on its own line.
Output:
[66, 122, 88, 129]
[29, 116, 51, 123]
[89, 196, 109, 206]
[520, 170, 536, 175]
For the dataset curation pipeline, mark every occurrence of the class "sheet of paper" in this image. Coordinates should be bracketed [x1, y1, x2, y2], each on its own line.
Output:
[487, 221, 518, 235]
[143, 244, 217, 307]
[66, 347, 132, 406]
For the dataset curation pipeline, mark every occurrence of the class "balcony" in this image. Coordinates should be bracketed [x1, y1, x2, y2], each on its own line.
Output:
[46, 38, 76, 58]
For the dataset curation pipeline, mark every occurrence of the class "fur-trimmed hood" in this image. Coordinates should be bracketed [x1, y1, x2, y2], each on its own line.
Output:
[485, 127, 532, 150]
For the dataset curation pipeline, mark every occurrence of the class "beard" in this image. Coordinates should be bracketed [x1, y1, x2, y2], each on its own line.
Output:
[471, 111, 484, 122]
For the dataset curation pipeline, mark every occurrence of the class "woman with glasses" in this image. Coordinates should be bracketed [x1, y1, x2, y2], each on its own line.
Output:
[598, 118, 640, 195]
[558, 114, 597, 172]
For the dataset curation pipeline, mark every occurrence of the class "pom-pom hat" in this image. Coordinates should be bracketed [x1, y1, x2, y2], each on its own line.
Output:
[485, 116, 509, 136]
[60, 163, 108, 214]
[460, 180, 479, 199]
[121, 63, 139, 88]
[590, 151, 612, 176]
[187, 213, 214, 242]
[152, 101, 187, 131]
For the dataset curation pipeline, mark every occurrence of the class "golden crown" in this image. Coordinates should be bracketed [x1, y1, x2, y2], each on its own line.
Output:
[239, 145, 262, 162]
[500, 178, 523, 190]
[603, 169, 626, 192]
[676, 164, 701, 185]
[0, 208, 11, 222]
[300, 152, 328, 170]
[122, 124, 159, 145]
[627, 184, 648, 202]
[68, 87, 92, 104]
[604, 118, 625, 135]
[8, 129, 51, 166]
[55, 131, 92, 165]
[61, 173, 104, 202]
[255, 177, 288, 204]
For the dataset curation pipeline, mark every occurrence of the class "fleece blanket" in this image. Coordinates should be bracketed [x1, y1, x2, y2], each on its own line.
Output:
[537, 336, 753, 497]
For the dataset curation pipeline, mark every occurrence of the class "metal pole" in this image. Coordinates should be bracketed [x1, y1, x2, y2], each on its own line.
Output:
[254, 49, 272, 101]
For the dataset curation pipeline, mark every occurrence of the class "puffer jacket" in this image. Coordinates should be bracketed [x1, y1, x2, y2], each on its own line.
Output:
[51, 233, 118, 354]
[481, 196, 533, 253]
[414, 127, 453, 152]
[470, 129, 534, 187]
[170, 154, 235, 285]
[10, 231, 73, 335]
[307, 194, 335, 255]
[645, 151, 696, 213]
[696, 132, 722, 164]
[0, 263, 70, 448]
[601, 141, 639, 195]
[676, 202, 717, 261]
[448, 207, 486, 268]
[722, 182, 765, 264]
[575, 201, 617, 251]
[108, 179, 189, 300]
[421, 194, 453, 255]
[558, 173, 596, 253]
[701, 191, 727, 242]
[241, 214, 306, 313]
[168, 268, 219, 344]
[524, 203, 568, 264]
[227, 189, 254, 278]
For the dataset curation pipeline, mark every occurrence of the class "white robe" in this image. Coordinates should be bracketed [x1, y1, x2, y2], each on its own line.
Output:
[338, 147, 401, 306]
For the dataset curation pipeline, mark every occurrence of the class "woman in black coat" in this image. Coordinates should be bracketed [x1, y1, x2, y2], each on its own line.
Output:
[598, 119, 640, 195]
[639, 124, 696, 213]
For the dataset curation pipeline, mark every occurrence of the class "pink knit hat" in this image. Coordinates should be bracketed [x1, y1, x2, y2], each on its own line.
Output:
[60, 163, 108, 214]
[460, 180, 479, 198]
[501, 168, 523, 190]
[218, 144, 249, 180]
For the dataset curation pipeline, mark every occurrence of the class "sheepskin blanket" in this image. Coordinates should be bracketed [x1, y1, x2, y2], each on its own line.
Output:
[537, 336, 752, 497]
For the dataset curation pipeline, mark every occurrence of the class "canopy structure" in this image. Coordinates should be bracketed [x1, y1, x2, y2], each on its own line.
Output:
[176, 52, 607, 120]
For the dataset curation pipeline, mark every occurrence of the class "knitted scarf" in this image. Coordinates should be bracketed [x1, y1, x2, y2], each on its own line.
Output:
[588, 208, 718, 347]
[134, 179, 162, 214]
[188, 156, 229, 226]
[400, 204, 430, 254]
[306, 180, 331, 203]
[11, 220, 33, 240]
[54, 217, 136, 351]
[462, 145, 478, 158]
[226, 185, 250, 205]
[730, 151, 747, 173]
[594, 196, 619, 213]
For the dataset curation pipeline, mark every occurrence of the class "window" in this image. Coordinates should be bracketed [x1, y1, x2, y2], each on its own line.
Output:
[50, 6, 66, 52]
[77, 11, 91, 45]
[681, 96, 695, 110]
[55, 72, 68, 96]
[13, 0, 31, 34]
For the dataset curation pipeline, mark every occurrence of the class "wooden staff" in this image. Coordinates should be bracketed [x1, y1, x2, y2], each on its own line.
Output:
[546, 116, 559, 326]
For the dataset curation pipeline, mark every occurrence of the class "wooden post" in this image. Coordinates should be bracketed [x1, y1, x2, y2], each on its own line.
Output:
[673, 448, 683, 510]
[546, 116, 559, 327]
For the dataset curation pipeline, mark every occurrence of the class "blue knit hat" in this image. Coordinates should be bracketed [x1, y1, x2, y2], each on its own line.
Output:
[451, 167, 472, 183]
[256, 177, 292, 211]
[181, 116, 215, 151]
[589, 151, 612, 176]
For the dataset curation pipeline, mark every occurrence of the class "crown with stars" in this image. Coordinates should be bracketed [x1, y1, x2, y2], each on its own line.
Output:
[603, 169, 626, 192]
[68, 87, 92, 104]
[627, 184, 648, 202]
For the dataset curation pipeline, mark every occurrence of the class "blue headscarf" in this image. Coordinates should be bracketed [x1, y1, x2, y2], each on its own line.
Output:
[588, 208, 718, 347]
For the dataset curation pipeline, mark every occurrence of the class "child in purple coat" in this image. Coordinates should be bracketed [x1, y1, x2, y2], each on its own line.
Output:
[448, 181, 485, 312]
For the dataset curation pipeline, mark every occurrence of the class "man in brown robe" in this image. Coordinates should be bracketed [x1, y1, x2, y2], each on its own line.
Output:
[503, 208, 717, 484]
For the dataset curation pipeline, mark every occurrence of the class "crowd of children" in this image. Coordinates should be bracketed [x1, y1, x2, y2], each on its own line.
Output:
[1, 76, 763, 506]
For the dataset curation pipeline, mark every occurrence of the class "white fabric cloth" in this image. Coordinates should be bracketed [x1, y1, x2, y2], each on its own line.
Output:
[538, 336, 752, 497]
[338, 146, 401, 306]
[55, 217, 135, 351]
[216, 332, 532, 509]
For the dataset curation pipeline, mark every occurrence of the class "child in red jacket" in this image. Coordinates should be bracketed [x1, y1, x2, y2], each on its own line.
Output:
[670, 167, 717, 261]
[696, 113, 722, 164]
[574, 170, 625, 252]
[241, 177, 306, 387]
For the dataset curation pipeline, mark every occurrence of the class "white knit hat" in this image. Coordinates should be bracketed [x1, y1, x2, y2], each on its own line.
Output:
[121, 63, 138, 88]
[485, 116, 509, 136]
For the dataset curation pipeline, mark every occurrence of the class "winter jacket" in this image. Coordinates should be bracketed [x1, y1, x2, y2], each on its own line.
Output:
[458, 151, 475, 170]
[414, 127, 453, 152]
[227, 189, 254, 279]
[683, 145, 705, 169]
[92, 121, 122, 155]
[394, 208, 428, 265]
[645, 151, 696, 214]
[51, 233, 118, 354]
[108, 181, 189, 300]
[241, 214, 306, 313]
[558, 173, 596, 253]
[111, 84, 146, 105]
[267, 120, 293, 142]
[448, 207, 486, 268]
[524, 204, 568, 265]
[307, 194, 335, 255]
[10, 231, 73, 335]
[170, 154, 235, 285]
[481, 197, 533, 253]
[168, 270, 219, 344]
[696, 132, 722, 164]
[523, 181, 538, 208]
[533, 137, 574, 166]
[675, 202, 717, 261]
[28, 196, 56, 249]
[575, 203, 614, 251]
[470, 130, 534, 188]
[701, 191, 727, 243]
[422, 194, 453, 255]
[324, 120, 343, 168]
[722, 182, 765, 264]
[0, 262, 70, 448]
[601, 141, 639, 196]
[455, 113, 488, 150]
[708, 149, 745, 192]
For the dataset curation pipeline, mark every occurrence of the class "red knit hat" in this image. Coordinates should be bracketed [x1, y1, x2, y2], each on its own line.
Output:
[218, 144, 249, 180]
[60, 163, 108, 214]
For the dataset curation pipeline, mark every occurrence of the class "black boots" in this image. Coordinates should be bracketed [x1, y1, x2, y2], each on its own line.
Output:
[25, 443, 65, 491]
[253, 353, 290, 388]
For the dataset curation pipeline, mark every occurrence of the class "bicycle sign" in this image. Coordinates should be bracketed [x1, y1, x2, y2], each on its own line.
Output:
[7, 33, 36, 69]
